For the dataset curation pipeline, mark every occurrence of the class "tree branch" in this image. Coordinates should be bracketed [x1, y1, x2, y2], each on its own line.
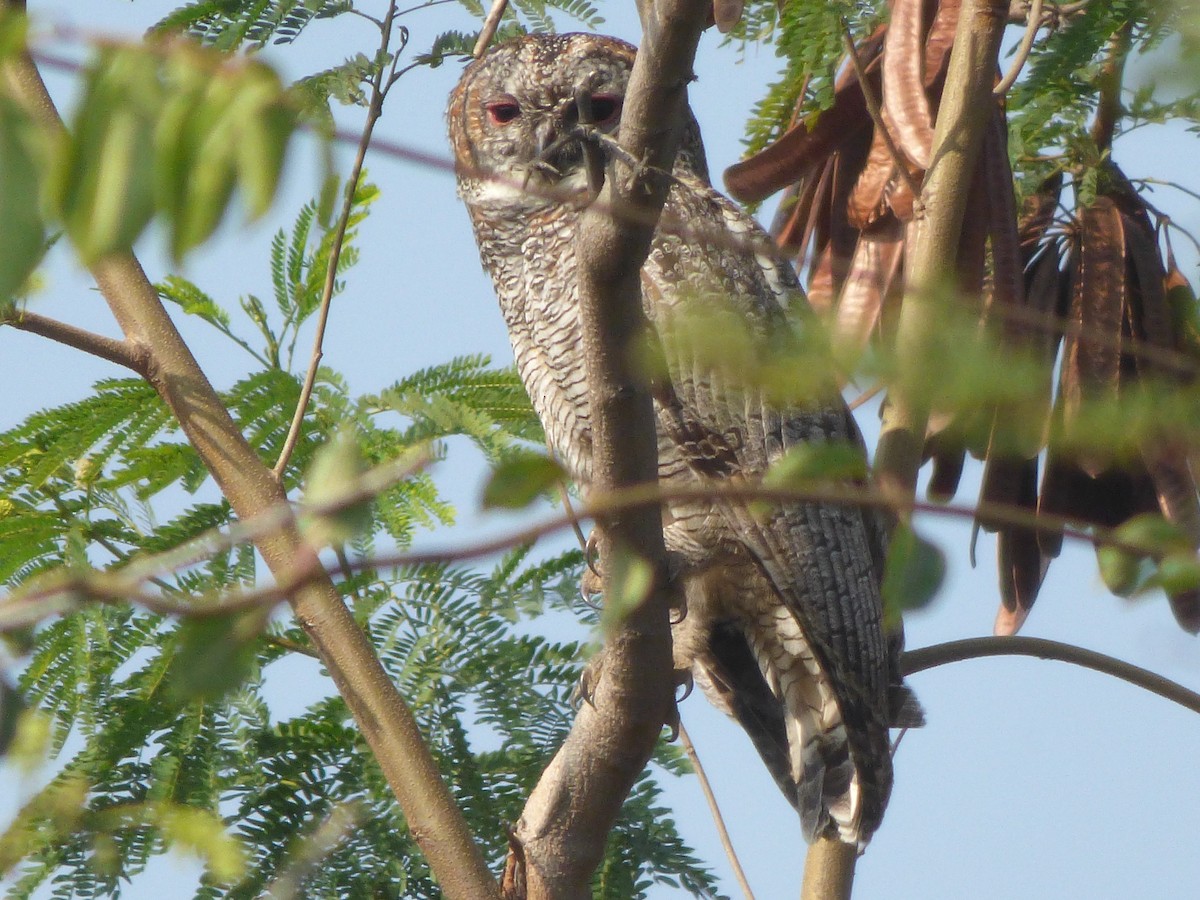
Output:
[4, 309, 149, 374]
[901, 636, 1200, 715]
[874, 0, 1009, 504]
[679, 721, 756, 900]
[10, 466, 1178, 635]
[471, 0, 510, 58]
[993, 0, 1042, 96]
[801, 838, 856, 900]
[273, 3, 400, 479]
[823, 4, 1009, 894]
[0, 22, 500, 900]
[502, 1, 708, 895]
[1090, 21, 1132, 154]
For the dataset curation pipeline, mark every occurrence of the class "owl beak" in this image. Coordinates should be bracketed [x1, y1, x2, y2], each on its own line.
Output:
[534, 120, 561, 159]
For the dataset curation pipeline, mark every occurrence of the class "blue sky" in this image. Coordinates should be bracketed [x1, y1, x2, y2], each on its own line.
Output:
[3, 2, 1200, 898]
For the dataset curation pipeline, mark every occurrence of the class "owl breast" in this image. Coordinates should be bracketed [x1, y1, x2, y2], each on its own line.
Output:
[465, 198, 597, 482]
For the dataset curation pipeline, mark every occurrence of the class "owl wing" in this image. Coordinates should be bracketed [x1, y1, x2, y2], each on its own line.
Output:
[642, 173, 908, 842]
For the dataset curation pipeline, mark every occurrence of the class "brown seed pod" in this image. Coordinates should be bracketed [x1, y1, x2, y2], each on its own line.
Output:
[882, 0, 935, 168]
[847, 126, 897, 229]
[832, 222, 905, 355]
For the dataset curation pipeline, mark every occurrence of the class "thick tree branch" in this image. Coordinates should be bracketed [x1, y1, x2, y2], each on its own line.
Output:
[801, 838, 856, 900]
[3, 309, 149, 374]
[503, 1, 708, 896]
[901, 636, 1200, 714]
[874, 0, 1009, 504]
[0, 23, 499, 900]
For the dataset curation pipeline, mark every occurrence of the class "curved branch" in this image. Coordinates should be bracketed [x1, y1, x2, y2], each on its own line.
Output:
[11, 463, 1183, 634]
[994, 0, 1043, 96]
[902, 636, 1200, 714]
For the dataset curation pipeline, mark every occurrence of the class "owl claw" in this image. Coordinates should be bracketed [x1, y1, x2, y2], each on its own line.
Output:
[664, 705, 680, 742]
[662, 669, 693, 741]
[585, 530, 601, 578]
[674, 668, 694, 702]
[571, 654, 605, 709]
[579, 569, 602, 609]
[579, 531, 603, 605]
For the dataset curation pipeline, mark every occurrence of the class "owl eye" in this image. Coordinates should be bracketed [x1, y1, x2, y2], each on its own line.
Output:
[589, 93, 621, 124]
[486, 100, 521, 125]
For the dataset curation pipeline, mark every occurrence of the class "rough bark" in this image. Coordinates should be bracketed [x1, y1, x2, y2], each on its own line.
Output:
[501, 0, 708, 896]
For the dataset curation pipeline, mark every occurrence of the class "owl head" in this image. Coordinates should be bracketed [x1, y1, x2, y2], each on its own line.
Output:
[447, 33, 638, 206]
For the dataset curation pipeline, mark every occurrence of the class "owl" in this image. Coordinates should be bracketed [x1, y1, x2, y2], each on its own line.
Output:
[448, 32, 921, 848]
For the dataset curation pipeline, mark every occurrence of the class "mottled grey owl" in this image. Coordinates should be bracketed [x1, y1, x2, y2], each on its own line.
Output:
[448, 32, 921, 847]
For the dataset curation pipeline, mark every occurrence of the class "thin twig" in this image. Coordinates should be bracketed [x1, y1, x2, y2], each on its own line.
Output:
[273, 2, 400, 479]
[902, 636, 1200, 715]
[678, 721, 756, 900]
[5, 310, 149, 374]
[847, 382, 884, 411]
[840, 20, 923, 203]
[1133, 177, 1200, 206]
[264, 634, 320, 658]
[265, 803, 364, 900]
[394, 0, 460, 19]
[6, 470, 1183, 633]
[994, 0, 1043, 95]
[471, 0, 509, 58]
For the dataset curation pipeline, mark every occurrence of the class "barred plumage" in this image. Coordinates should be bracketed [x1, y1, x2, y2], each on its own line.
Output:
[448, 32, 921, 846]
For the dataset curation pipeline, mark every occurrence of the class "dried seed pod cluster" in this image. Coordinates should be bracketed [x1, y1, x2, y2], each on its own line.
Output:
[725, 0, 1200, 633]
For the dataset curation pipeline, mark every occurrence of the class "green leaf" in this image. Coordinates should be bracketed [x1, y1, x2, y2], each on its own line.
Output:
[1096, 544, 1155, 598]
[234, 71, 295, 219]
[303, 430, 370, 546]
[167, 71, 241, 259]
[881, 523, 946, 619]
[762, 441, 867, 488]
[167, 614, 262, 702]
[1153, 553, 1200, 597]
[601, 548, 656, 634]
[481, 451, 564, 509]
[1111, 513, 1192, 555]
[48, 47, 160, 262]
[0, 96, 47, 298]
[154, 804, 246, 883]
